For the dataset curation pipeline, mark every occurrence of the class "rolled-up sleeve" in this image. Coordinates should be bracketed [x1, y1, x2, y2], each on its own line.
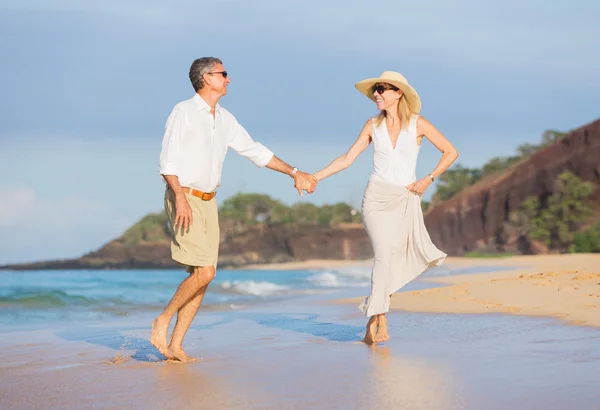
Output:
[159, 105, 187, 176]
[227, 116, 274, 168]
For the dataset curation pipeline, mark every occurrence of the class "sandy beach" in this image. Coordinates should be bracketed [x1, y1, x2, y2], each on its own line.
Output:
[340, 254, 600, 328]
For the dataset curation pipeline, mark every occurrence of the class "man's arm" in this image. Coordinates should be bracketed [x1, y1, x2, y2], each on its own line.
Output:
[159, 106, 193, 231]
[159, 106, 186, 177]
[227, 116, 315, 196]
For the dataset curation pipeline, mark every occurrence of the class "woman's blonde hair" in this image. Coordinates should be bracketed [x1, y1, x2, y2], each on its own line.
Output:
[374, 90, 416, 129]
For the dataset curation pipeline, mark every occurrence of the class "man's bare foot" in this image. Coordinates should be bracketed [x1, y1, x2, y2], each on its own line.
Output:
[374, 314, 390, 343]
[167, 345, 198, 363]
[150, 317, 170, 358]
[363, 316, 378, 345]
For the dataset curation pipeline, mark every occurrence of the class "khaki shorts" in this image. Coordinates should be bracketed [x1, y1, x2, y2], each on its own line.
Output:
[164, 189, 220, 267]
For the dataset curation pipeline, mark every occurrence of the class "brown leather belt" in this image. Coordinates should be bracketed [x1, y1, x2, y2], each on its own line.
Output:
[181, 187, 217, 201]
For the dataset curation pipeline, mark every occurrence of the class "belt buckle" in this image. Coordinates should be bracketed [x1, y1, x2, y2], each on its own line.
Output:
[201, 192, 211, 201]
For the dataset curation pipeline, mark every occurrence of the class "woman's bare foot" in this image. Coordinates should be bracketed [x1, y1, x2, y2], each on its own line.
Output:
[374, 314, 390, 343]
[363, 316, 378, 344]
[167, 345, 198, 363]
[150, 317, 170, 358]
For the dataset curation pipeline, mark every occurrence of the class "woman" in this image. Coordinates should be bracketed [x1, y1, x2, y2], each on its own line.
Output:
[312, 71, 458, 344]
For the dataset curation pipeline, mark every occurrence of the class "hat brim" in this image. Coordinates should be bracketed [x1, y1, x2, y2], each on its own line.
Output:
[355, 78, 421, 113]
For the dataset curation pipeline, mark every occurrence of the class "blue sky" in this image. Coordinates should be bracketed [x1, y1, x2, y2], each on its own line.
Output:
[1, 0, 599, 264]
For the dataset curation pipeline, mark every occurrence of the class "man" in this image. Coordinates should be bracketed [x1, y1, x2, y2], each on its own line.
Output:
[151, 57, 316, 362]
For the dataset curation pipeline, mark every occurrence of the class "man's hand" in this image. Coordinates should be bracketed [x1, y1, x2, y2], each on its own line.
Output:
[293, 171, 317, 196]
[406, 177, 433, 195]
[174, 193, 193, 231]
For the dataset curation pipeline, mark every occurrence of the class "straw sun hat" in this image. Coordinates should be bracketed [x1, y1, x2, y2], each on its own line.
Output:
[355, 71, 421, 113]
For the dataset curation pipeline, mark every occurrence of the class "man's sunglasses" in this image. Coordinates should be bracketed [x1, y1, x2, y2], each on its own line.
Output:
[208, 71, 228, 78]
[372, 84, 398, 95]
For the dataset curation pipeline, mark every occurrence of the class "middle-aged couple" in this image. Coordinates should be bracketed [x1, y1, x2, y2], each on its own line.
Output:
[151, 57, 458, 362]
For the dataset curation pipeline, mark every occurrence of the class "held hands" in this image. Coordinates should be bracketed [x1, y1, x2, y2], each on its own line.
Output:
[406, 176, 433, 195]
[306, 174, 318, 194]
[293, 171, 318, 196]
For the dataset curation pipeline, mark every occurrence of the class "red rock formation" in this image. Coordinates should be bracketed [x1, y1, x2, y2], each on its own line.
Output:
[424, 118, 600, 255]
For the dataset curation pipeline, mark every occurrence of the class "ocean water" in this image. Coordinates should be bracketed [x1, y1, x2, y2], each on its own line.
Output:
[0, 264, 503, 327]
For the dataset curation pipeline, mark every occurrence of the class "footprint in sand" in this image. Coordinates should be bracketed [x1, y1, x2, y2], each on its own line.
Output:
[571, 274, 600, 281]
[106, 353, 131, 365]
[531, 279, 554, 286]
[452, 287, 468, 295]
[532, 272, 560, 278]
[485, 303, 503, 309]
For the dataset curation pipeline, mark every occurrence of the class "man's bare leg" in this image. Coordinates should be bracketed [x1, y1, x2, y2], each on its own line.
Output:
[374, 314, 390, 342]
[150, 265, 216, 358]
[363, 315, 378, 345]
[167, 281, 209, 362]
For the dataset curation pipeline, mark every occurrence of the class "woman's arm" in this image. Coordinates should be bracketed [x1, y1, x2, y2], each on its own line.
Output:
[313, 120, 373, 182]
[419, 116, 459, 179]
[406, 116, 459, 194]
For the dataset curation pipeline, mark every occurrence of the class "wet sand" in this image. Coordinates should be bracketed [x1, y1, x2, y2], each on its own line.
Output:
[340, 254, 600, 328]
[1, 287, 600, 409]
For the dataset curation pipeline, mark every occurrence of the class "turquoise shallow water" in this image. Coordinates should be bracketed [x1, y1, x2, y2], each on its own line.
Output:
[0, 264, 506, 326]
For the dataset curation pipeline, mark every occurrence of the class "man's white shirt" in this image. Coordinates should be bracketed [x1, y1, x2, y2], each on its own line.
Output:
[159, 93, 274, 192]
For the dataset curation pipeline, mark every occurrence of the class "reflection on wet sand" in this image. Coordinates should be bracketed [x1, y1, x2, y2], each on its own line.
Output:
[363, 344, 465, 410]
[153, 364, 228, 409]
[152, 358, 269, 410]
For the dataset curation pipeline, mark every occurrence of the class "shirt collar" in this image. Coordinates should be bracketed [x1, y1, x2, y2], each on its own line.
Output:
[193, 93, 220, 113]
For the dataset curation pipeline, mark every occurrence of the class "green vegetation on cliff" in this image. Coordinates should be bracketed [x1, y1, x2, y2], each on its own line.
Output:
[508, 172, 597, 253]
[219, 193, 362, 225]
[431, 129, 568, 204]
[573, 222, 600, 253]
[120, 194, 363, 247]
[120, 212, 170, 246]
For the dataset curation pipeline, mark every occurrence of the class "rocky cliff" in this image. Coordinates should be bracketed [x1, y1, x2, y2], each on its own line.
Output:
[1, 218, 372, 270]
[424, 118, 600, 255]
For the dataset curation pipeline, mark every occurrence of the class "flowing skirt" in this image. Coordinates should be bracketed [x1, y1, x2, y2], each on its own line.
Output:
[359, 180, 447, 316]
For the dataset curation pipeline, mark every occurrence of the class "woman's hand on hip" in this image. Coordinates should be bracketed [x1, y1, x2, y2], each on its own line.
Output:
[406, 177, 433, 195]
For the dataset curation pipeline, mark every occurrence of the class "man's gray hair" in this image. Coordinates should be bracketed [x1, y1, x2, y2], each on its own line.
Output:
[189, 57, 223, 91]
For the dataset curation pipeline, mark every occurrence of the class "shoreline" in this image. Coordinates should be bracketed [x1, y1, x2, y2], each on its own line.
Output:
[337, 254, 600, 328]
[238, 255, 518, 271]
[238, 258, 374, 271]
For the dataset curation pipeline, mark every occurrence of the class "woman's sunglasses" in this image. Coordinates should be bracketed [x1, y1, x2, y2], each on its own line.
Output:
[372, 84, 398, 95]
